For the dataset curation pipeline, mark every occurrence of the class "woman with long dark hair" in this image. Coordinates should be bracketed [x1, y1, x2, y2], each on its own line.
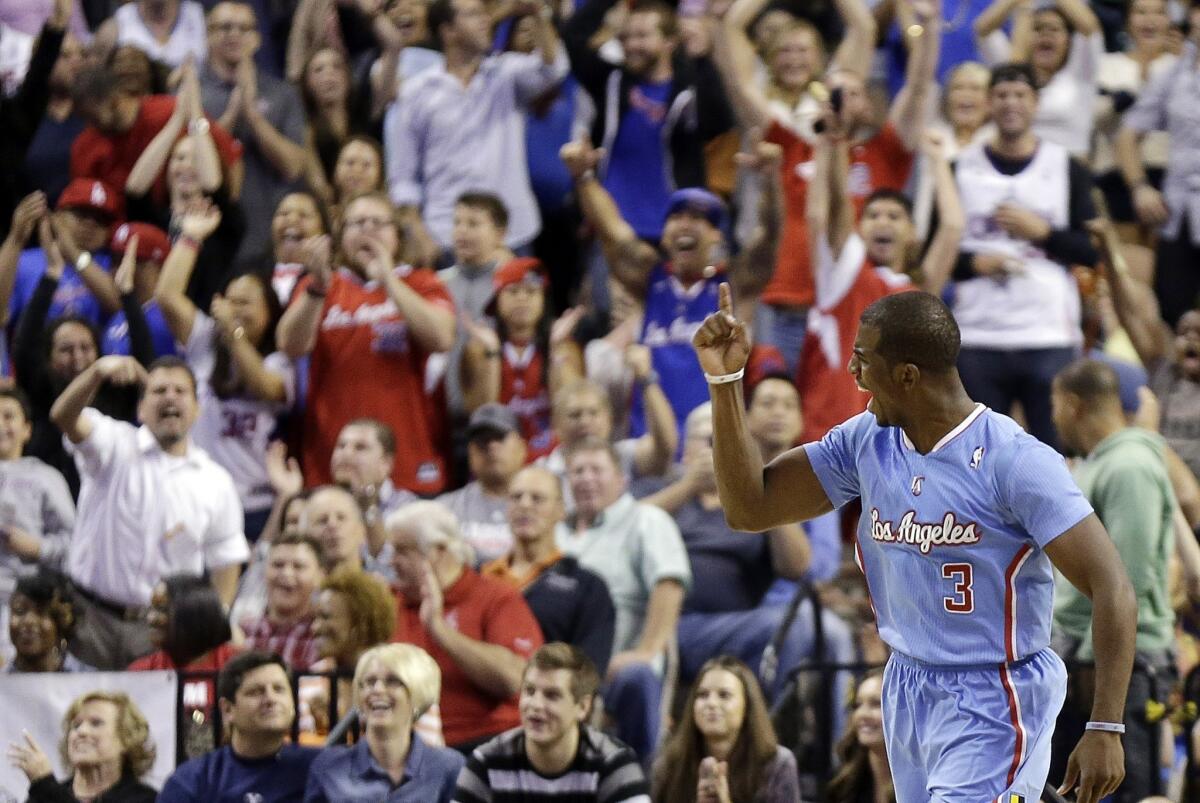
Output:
[301, 48, 377, 206]
[154, 203, 292, 541]
[825, 671, 893, 803]
[654, 656, 799, 803]
[461, 258, 582, 460]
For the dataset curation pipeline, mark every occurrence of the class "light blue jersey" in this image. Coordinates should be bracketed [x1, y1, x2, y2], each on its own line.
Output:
[808, 404, 1091, 801]
[806, 404, 1093, 667]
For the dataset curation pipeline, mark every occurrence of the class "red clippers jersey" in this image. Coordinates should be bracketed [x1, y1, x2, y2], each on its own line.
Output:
[499, 342, 556, 461]
[797, 234, 912, 443]
[762, 120, 914, 308]
[298, 266, 455, 494]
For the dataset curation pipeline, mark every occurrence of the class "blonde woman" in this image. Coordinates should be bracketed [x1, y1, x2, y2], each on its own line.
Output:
[304, 644, 465, 803]
[8, 691, 158, 802]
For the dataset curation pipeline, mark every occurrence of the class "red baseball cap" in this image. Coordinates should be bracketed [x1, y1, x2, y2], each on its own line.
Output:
[57, 179, 124, 221]
[110, 222, 171, 263]
[487, 257, 547, 314]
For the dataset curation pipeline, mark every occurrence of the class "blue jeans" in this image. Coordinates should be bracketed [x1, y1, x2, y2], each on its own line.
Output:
[754, 303, 809, 376]
[603, 662, 662, 761]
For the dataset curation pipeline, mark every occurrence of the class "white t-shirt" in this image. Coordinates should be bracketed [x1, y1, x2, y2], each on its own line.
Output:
[186, 311, 296, 513]
[67, 409, 249, 606]
[114, 0, 207, 68]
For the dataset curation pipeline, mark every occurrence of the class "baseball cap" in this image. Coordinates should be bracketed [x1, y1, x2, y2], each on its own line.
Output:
[486, 257, 547, 315]
[663, 188, 726, 229]
[466, 403, 520, 442]
[57, 179, 124, 221]
[110, 222, 171, 263]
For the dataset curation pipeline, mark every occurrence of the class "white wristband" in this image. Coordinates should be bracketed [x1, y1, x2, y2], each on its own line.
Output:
[705, 368, 745, 385]
[1085, 721, 1126, 734]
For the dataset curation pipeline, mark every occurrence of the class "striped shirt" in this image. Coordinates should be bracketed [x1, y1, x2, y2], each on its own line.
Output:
[453, 726, 649, 803]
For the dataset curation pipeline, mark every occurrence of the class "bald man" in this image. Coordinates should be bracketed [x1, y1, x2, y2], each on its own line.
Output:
[482, 467, 616, 675]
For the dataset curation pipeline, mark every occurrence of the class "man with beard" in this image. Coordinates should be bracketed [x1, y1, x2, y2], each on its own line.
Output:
[947, 62, 1099, 448]
[559, 137, 782, 441]
[49, 355, 248, 669]
[159, 651, 321, 802]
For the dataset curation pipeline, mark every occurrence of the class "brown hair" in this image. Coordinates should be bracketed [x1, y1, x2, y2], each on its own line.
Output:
[825, 670, 894, 803]
[654, 656, 779, 803]
[320, 569, 396, 658]
[59, 691, 156, 778]
[335, 191, 408, 267]
[525, 643, 600, 703]
[269, 531, 325, 565]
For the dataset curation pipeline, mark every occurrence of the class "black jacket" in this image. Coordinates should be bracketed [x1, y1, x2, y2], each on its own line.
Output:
[563, 0, 733, 194]
[26, 772, 157, 803]
[0, 24, 64, 243]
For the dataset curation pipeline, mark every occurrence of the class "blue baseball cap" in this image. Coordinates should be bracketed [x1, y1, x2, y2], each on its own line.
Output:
[664, 188, 726, 229]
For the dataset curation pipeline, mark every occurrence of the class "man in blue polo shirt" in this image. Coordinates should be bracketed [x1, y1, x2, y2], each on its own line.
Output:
[159, 651, 320, 802]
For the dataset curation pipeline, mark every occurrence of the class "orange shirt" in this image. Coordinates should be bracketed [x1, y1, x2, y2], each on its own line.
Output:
[481, 548, 565, 591]
[298, 266, 455, 494]
[762, 120, 914, 309]
[391, 569, 543, 746]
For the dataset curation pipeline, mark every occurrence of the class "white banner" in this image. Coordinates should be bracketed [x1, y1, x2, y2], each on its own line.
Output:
[0, 671, 178, 801]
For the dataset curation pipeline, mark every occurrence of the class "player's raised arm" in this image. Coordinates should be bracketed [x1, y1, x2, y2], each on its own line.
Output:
[692, 284, 834, 532]
[1044, 514, 1137, 803]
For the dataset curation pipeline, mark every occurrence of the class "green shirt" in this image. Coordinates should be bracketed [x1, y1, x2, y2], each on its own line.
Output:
[1054, 427, 1176, 657]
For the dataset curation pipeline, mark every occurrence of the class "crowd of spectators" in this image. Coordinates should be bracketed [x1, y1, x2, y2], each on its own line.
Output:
[1, 0, 1200, 798]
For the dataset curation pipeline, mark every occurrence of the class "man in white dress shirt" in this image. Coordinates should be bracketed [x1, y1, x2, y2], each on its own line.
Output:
[50, 355, 249, 669]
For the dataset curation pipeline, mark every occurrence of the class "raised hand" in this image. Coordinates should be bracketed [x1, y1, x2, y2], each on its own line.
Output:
[265, 441, 304, 497]
[559, 137, 604, 180]
[38, 218, 65, 281]
[210, 292, 238, 336]
[692, 283, 751, 377]
[921, 128, 948, 160]
[994, 202, 1051, 243]
[114, 234, 139, 296]
[179, 200, 222, 242]
[1132, 183, 1169, 229]
[93, 355, 148, 386]
[549, 306, 585, 346]
[48, 212, 83, 265]
[733, 128, 783, 177]
[9, 191, 47, 245]
[624, 343, 653, 380]
[7, 732, 53, 782]
[298, 235, 333, 291]
[463, 315, 501, 353]
[362, 236, 396, 283]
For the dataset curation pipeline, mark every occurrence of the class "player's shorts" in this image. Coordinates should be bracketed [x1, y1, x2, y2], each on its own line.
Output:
[883, 647, 1067, 803]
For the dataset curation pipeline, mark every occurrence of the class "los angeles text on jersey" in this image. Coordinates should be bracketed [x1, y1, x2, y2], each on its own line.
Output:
[869, 508, 983, 554]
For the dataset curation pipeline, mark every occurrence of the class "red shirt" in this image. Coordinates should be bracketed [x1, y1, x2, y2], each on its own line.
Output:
[128, 642, 241, 725]
[391, 568, 543, 746]
[298, 266, 455, 494]
[762, 120, 914, 308]
[71, 96, 242, 198]
[499, 342, 556, 461]
[796, 245, 912, 442]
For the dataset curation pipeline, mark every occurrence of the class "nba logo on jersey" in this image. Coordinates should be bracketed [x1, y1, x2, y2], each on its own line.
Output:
[970, 446, 985, 469]
[910, 475, 923, 496]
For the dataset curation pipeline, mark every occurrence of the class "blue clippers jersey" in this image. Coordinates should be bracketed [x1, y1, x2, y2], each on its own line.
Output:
[630, 263, 720, 440]
[806, 405, 1093, 665]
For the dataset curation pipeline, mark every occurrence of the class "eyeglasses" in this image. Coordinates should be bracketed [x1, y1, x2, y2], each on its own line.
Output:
[343, 216, 393, 230]
[209, 21, 256, 34]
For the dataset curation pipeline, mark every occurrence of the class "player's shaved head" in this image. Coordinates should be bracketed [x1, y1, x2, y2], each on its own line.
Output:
[859, 291, 960, 372]
[1053, 359, 1121, 405]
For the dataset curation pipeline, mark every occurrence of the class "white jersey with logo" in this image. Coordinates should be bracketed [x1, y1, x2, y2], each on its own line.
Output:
[952, 140, 1082, 350]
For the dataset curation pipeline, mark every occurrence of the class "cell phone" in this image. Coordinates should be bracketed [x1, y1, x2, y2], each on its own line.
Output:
[830, 86, 844, 114]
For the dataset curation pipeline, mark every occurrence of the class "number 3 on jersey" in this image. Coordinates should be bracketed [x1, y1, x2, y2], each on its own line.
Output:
[942, 563, 974, 614]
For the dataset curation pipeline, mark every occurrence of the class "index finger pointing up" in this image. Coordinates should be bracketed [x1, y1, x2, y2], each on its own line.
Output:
[718, 282, 733, 317]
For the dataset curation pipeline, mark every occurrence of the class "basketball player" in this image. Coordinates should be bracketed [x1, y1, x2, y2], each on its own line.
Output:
[694, 286, 1136, 803]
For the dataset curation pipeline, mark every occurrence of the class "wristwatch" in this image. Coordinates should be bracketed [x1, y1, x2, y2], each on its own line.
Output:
[75, 251, 93, 272]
